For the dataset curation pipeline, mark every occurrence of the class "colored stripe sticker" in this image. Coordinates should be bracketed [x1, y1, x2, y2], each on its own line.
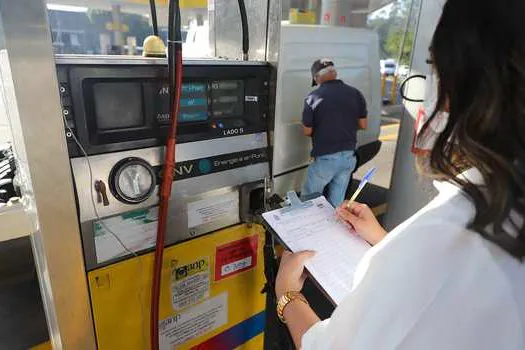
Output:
[190, 311, 265, 350]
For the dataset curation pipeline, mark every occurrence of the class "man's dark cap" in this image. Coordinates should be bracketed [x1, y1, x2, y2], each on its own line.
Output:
[311, 59, 334, 86]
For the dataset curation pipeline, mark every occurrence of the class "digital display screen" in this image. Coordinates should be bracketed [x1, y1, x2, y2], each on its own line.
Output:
[180, 97, 207, 108]
[179, 82, 208, 123]
[93, 82, 144, 130]
[182, 84, 206, 93]
[211, 80, 244, 117]
[144, 82, 209, 124]
[142, 80, 245, 125]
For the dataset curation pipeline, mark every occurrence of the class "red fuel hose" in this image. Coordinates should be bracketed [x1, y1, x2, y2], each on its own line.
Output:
[150, 0, 182, 348]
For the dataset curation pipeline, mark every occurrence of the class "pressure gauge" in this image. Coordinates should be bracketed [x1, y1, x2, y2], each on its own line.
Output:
[109, 157, 156, 204]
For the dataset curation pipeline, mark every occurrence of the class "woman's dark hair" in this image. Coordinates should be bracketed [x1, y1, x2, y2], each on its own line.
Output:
[423, 0, 525, 258]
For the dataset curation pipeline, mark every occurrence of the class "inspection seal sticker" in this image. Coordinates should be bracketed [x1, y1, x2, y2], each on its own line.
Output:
[171, 257, 210, 311]
[215, 235, 258, 281]
[160, 293, 228, 350]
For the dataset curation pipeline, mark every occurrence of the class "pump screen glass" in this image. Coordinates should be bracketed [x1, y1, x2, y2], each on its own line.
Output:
[115, 163, 154, 202]
[144, 82, 208, 125]
[179, 82, 208, 123]
[211, 80, 244, 117]
[93, 82, 144, 130]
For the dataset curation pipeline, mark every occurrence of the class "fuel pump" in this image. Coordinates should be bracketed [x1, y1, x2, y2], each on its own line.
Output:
[55, 0, 271, 347]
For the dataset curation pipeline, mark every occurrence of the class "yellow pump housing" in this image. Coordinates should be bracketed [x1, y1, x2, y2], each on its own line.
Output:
[88, 224, 267, 349]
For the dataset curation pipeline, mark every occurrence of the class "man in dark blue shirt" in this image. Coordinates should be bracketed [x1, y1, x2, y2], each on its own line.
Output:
[302, 59, 368, 206]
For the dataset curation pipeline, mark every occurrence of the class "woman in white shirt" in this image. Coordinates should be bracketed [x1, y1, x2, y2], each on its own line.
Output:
[274, 0, 525, 349]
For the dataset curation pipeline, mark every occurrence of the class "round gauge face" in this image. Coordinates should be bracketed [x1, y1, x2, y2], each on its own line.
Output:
[111, 158, 156, 204]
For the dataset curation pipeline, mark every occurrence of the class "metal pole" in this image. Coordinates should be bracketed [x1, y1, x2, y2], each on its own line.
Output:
[390, 74, 398, 104]
[381, 73, 387, 99]
[385, 0, 446, 229]
[0, 0, 96, 348]
[111, 4, 124, 54]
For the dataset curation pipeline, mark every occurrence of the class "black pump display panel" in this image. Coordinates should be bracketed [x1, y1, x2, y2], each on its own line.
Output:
[57, 61, 270, 157]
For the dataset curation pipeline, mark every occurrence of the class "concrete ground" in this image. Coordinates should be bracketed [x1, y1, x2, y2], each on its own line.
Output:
[0, 238, 48, 350]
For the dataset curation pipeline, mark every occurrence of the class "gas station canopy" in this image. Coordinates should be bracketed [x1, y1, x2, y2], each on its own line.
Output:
[46, 0, 396, 16]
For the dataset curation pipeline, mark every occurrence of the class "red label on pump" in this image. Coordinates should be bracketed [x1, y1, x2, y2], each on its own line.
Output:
[324, 13, 331, 22]
[215, 235, 258, 281]
[339, 16, 346, 24]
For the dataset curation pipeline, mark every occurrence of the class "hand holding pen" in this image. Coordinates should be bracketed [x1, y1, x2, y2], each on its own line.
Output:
[346, 167, 377, 209]
[336, 168, 387, 246]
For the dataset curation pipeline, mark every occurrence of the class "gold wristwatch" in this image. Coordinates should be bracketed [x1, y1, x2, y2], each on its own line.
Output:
[276, 291, 309, 323]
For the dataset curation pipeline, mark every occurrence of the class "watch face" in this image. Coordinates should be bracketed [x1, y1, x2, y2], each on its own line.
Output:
[110, 158, 156, 204]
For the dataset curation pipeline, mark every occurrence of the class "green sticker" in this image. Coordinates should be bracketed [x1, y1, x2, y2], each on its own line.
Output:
[122, 209, 149, 220]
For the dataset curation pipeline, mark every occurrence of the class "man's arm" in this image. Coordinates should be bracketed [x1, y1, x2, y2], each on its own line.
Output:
[358, 118, 368, 130]
[303, 126, 313, 136]
[302, 98, 314, 137]
[357, 91, 368, 130]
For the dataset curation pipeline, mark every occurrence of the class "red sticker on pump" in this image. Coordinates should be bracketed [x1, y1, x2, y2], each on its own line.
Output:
[215, 235, 258, 281]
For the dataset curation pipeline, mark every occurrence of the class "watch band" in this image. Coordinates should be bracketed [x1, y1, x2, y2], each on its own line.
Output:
[276, 291, 309, 323]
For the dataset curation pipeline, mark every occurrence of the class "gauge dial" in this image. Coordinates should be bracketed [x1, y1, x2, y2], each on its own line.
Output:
[110, 158, 156, 204]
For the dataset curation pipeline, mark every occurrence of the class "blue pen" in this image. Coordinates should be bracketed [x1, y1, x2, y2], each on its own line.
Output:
[346, 167, 377, 209]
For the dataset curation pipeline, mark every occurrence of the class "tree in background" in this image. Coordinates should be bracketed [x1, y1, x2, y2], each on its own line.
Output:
[386, 30, 414, 65]
[368, 0, 421, 65]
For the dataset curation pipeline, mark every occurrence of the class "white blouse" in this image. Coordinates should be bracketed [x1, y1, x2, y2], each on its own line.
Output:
[302, 169, 525, 349]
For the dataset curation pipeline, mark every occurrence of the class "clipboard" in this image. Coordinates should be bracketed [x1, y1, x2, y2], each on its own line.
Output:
[262, 192, 336, 305]
[261, 191, 370, 306]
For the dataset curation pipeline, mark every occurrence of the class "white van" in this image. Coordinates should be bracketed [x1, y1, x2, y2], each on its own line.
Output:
[183, 23, 211, 58]
[161, 24, 211, 58]
[380, 59, 397, 76]
[272, 23, 382, 196]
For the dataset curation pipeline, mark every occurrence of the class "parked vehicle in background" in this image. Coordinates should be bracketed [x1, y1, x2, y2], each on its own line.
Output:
[380, 59, 397, 76]
[183, 23, 211, 58]
[397, 65, 409, 76]
[273, 24, 382, 197]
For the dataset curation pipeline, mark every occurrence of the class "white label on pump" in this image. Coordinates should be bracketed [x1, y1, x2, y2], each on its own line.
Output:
[159, 293, 228, 349]
[221, 256, 253, 277]
[187, 191, 239, 229]
[93, 207, 158, 263]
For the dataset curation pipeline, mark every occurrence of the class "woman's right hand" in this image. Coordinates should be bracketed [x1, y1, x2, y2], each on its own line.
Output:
[336, 201, 387, 246]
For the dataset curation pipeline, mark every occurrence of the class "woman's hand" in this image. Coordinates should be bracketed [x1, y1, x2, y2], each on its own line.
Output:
[336, 201, 387, 246]
[275, 250, 316, 299]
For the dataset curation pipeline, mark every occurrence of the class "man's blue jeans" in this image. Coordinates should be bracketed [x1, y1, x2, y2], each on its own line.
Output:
[302, 150, 357, 207]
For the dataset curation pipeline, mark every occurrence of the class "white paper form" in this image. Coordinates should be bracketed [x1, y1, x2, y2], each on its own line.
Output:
[263, 196, 370, 305]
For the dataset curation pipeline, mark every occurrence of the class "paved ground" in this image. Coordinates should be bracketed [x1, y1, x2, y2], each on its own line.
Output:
[356, 126, 398, 189]
[0, 238, 48, 350]
[383, 77, 406, 105]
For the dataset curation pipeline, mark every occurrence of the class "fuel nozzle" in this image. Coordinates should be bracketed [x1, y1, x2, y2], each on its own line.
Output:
[143, 36, 166, 58]
[143, 0, 166, 58]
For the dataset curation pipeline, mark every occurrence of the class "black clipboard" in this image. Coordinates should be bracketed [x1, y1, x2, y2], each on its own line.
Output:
[260, 191, 338, 306]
